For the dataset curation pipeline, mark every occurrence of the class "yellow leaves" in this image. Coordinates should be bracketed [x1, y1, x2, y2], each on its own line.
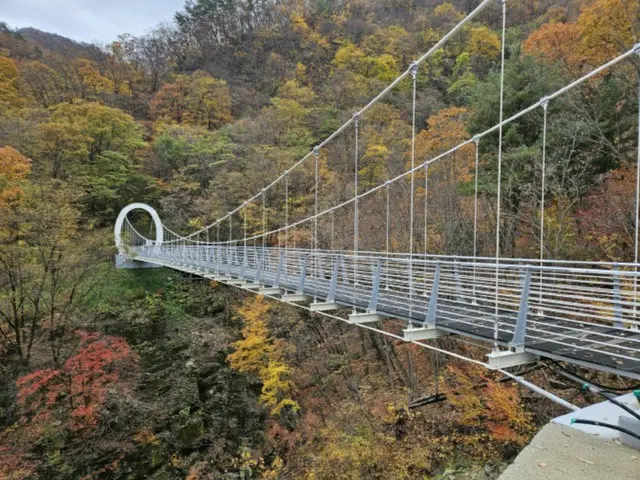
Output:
[261, 360, 300, 414]
[576, 0, 638, 65]
[228, 296, 298, 417]
[277, 79, 316, 106]
[75, 58, 114, 96]
[0, 56, 23, 107]
[466, 26, 500, 61]
[227, 296, 273, 375]
[333, 42, 399, 81]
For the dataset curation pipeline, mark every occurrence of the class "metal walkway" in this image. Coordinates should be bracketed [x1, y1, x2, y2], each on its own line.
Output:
[125, 245, 640, 381]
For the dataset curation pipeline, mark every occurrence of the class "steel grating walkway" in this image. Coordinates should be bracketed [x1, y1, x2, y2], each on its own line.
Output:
[127, 246, 640, 381]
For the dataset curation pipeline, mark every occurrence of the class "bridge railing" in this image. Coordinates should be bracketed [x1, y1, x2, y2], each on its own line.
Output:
[131, 244, 640, 360]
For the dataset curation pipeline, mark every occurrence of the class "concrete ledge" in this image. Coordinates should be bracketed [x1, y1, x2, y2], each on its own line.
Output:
[486, 348, 538, 369]
[240, 283, 262, 290]
[403, 325, 448, 341]
[310, 302, 341, 312]
[348, 312, 385, 324]
[282, 293, 312, 303]
[554, 391, 640, 450]
[499, 423, 639, 480]
[226, 279, 246, 286]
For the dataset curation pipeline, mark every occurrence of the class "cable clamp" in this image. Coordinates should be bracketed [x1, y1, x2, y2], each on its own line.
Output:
[472, 135, 480, 145]
[313, 145, 320, 155]
[385, 180, 391, 186]
[634, 43, 640, 55]
[540, 96, 549, 109]
[409, 61, 419, 78]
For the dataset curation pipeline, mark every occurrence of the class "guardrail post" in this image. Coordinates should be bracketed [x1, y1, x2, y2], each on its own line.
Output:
[298, 254, 308, 293]
[368, 259, 382, 313]
[613, 266, 623, 328]
[341, 256, 348, 285]
[327, 256, 340, 303]
[453, 260, 463, 303]
[274, 250, 284, 287]
[255, 255, 263, 283]
[425, 262, 441, 325]
[510, 267, 531, 347]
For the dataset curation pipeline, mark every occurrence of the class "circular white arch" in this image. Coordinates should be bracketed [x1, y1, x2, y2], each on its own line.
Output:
[114, 203, 164, 253]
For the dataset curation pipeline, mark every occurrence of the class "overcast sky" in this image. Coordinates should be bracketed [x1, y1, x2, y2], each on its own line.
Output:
[2, 0, 186, 44]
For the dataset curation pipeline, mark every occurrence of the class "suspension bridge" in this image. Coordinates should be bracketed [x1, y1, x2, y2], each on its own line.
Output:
[114, 0, 640, 392]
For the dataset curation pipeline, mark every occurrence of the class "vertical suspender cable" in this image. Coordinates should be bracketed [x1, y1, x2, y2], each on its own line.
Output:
[409, 62, 418, 321]
[423, 162, 429, 294]
[473, 136, 480, 303]
[386, 180, 390, 289]
[262, 189, 266, 250]
[331, 211, 334, 251]
[285, 173, 289, 276]
[314, 147, 319, 300]
[262, 188, 266, 274]
[494, 0, 507, 351]
[634, 67, 640, 319]
[243, 204, 248, 270]
[353, 114, 359, 311]
[540, 99, 549, 308]
[424, 163, 428, 256]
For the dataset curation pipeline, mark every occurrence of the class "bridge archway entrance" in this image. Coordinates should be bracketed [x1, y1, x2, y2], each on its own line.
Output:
[114, 203, 164, 254]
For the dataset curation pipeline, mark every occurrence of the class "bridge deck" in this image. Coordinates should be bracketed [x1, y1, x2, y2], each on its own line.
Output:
[132, 248, 640, 381]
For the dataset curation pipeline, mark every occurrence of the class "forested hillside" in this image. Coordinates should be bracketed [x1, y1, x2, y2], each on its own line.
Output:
[1, 0, 639, 478]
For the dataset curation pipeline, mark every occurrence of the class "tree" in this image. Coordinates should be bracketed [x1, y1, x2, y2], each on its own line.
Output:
[441, 363, 534, 455]
[465, 26, 500, 73]
[151, 71, 232, 129]
[0, 56, 23, 107]
[16, 330, 132, 431]
[37, 101, 144, 179]
[0, 180, 104, 364]
[0, 146, 31, 205]
[228, 296, 298, 417]
[19, 60, 64, 107]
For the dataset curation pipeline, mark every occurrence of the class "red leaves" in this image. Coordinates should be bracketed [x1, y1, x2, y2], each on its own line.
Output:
[16, 330, 132, 431]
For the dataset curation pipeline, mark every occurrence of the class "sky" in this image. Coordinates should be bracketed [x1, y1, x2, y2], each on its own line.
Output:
[1, 0, 186, 44]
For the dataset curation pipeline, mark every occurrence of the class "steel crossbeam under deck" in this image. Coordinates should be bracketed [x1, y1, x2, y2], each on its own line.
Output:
[127, 246, 640, 381]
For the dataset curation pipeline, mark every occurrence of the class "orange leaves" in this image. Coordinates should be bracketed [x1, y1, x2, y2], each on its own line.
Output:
[16, 330, 133, 431]
[0, 146, 31, 205]
[522, 22, 583, 71]
[414, 106, 474, 182]
[523, 0, 639, 73]
[151, 71, 232, 130]
[441, 362, 534, 452]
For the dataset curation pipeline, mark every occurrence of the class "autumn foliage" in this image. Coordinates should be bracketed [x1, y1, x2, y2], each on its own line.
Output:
[228, 296, 299, 416]
[0, 145, 31, 205]
[441, 363, 534, 453]
[16, 330, 133, 431]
